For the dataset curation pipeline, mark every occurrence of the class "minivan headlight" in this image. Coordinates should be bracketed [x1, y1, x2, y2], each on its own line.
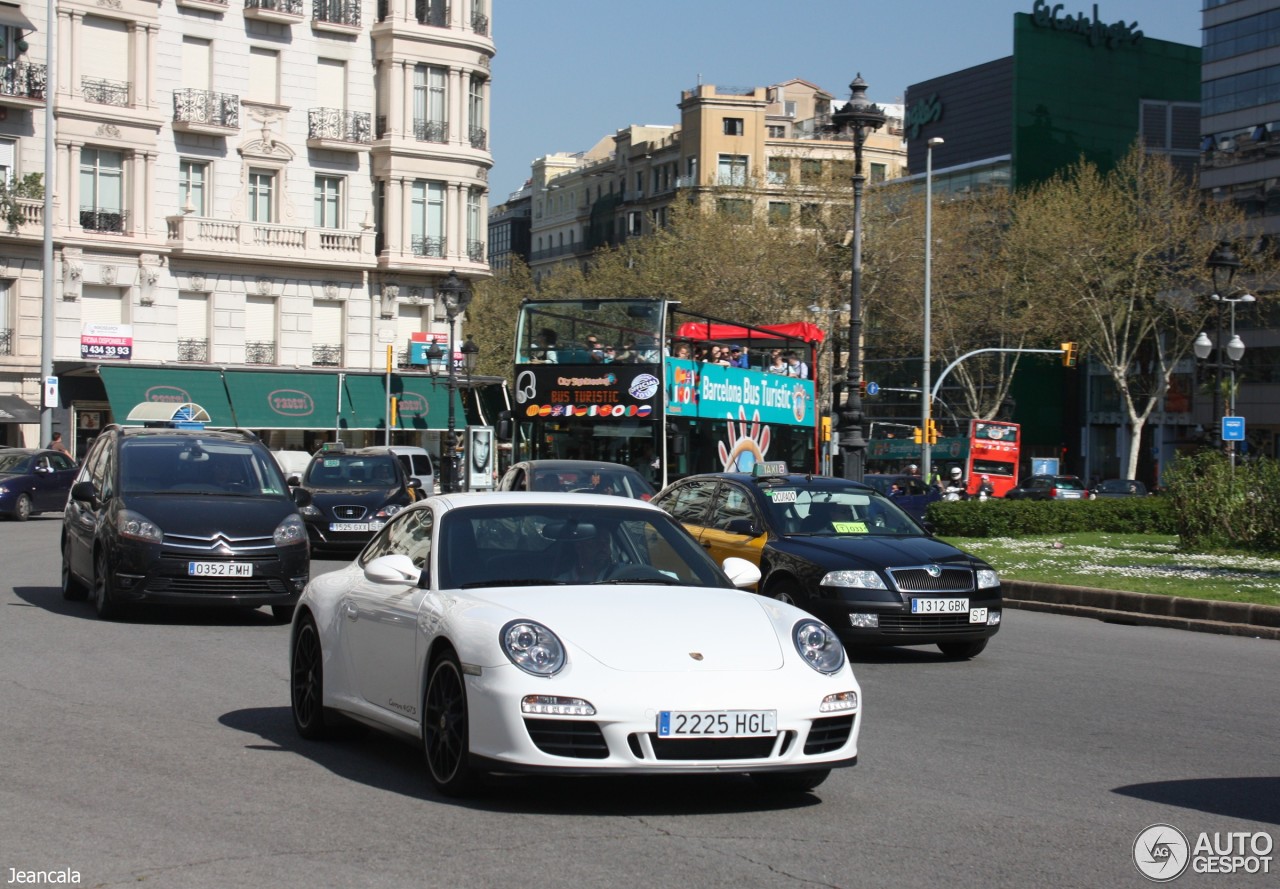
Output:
[118, 509, 163, 544]
[375, 504, 404, 519]
[274, 514, 307, 547]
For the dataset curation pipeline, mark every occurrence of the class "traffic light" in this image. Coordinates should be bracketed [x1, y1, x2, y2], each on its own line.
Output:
[912, 427, 923, 445]
[858, 379, 868, 398]
[821, 415, 832, 442]
[926, 419, 940, 445]
[1061, 341, 1078, 367]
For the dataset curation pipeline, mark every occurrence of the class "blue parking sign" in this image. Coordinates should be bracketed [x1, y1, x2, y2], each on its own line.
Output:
[1222, 416, 1245, 441]
[1032, 458, 1059, 476]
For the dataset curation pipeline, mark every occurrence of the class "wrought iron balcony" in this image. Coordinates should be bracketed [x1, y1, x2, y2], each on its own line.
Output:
[0, 61, 47, 105]
[244, 0, 304, 21]
[471, 11, 488, 34]
[80, 208, 128, 234]
[312, 343, 343, 366]
[313, 0, 361, 28]
[414, 119, 447, 143]
[467, 239, 485, 263]
[416, 0, 448, 26]
[173, 89, 240, 132]
[177, 338, 209, 363]
[0, 328, 12, 356]
[308, 108, 372, 149]
[412, 236, 446, 258]
[246, 341, 277, 365]
[81, 77, 130, 107]
[468, 125, 487, 150]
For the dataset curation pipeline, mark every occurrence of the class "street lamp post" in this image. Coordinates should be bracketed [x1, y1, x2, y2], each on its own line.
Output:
[808, 301, 849, 476]
[426, 270, 473, 493]
[920, 136, 944, 486]
[830, 75, 886, 482]
[1195, 243, 1252, 466]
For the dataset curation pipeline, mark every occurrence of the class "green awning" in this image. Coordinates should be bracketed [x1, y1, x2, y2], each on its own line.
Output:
[222, 371, 340, 430]
[339, 373, 463, 431]
[99, 366, 236, 427]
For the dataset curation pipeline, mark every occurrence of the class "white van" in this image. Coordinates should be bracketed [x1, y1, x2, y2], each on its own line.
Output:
[387, 446, 435, 495]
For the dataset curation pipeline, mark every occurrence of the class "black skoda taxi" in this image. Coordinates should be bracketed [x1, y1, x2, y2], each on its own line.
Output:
[292, 443, 421, 555]
[653, 463, 1002, 658]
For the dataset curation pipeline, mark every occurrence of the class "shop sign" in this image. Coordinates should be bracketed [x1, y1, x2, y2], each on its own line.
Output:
[905, 94, 942, 140]
[81, 323, 133, 361]
[1030, 1, 1142, 49]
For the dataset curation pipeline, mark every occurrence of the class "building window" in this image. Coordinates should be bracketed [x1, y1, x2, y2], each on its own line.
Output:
[413, 64, 448, 142]
[717, 154, 748, 186]
[0, 138, 14, 185]
[411, 179, 446, 256]
[249, 168, 275, 222]
[0, 279, 10, 356]
[767, 157, 789, 185]
[468, 75, 486, 149]
[767, 202, 791, 225]
[634, 171, 643, 196]
[800, 203, 822, 227]
[717, 198, 752, 221]
[627, 210, 642, 236]
[247, 47, 280, 104]
[179, 160, 207, 215]
[870, 163, 887, 184]
[767, 125, 786, 138]
[79, 148, 126, 233]
[315, 175, 342, 228]
[466, 188, 483, 261]
[723, 117, 744, 136]
[801, 158, 823, 185]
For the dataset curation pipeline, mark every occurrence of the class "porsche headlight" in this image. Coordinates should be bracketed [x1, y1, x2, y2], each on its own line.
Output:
[793, 619, 846, 675]
[976, 568, 1000, 589]
[274, 514, 307, 547]
[822, 569, 886, 590]
[501, 620, 565, 676]
[118, 509, 163, 544]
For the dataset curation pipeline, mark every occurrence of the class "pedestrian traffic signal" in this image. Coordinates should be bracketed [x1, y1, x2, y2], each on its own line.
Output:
[912, 427, 923, 445]
[1061, 341, 1078, 367]
[926, 419, 939, 444]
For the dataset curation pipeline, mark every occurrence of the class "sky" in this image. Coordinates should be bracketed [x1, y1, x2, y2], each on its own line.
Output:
[487, 0, 1203, 201]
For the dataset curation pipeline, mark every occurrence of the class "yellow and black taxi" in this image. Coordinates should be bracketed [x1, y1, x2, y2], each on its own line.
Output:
[292, 442, 421, 556]
[653, 463, 1002, 658]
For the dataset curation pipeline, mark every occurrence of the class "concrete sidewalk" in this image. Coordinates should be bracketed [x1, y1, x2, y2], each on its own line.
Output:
[1002, 580, 1280, 640]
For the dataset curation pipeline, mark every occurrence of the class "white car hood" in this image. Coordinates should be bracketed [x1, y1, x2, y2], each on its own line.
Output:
[473, 585, 786, 672]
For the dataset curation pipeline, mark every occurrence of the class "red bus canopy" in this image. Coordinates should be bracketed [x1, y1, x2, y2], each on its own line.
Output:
[674, 321, 826, 344]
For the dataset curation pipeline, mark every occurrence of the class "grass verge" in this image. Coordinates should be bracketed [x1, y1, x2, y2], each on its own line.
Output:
[940, 532, 1280, 608]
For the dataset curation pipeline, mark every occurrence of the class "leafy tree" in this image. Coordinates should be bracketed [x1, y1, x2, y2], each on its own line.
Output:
[466, 258, 535, 378]
[1004, 145, 1258, 478]
[0, 172, 43, 233]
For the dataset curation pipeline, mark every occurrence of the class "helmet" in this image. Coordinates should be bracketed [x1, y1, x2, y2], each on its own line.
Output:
[949, 467, 963, 478]
[981, 474, 990, 480]
[907, 464, 918, 472]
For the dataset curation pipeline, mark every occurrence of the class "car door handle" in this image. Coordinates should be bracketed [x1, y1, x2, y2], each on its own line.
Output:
[342, 601, 358, 620]
[701, 541, 712, 549]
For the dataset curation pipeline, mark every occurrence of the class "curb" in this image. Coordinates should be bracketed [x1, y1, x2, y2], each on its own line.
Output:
[1001, 580, 1280, 641]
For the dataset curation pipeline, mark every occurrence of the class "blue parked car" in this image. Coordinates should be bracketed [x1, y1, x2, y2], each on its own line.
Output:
[0, 448, 78, 521]
[862, 474, 941, 522]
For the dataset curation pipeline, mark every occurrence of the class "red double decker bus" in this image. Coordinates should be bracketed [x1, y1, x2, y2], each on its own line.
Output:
[964, 420, 1020, 497]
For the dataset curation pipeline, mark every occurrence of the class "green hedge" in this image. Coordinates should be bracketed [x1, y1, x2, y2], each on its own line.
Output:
[924, 496, 1177, 538]
[1163, 451, 1280, 552]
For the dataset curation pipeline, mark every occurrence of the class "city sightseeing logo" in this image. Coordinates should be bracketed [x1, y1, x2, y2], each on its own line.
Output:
[1133, 824, 1273, 882]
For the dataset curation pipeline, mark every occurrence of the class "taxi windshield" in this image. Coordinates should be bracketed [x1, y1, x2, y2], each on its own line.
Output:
[759, 486, 925, 537]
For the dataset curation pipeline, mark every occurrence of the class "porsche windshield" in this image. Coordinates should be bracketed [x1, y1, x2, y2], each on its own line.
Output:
[438, 504, 734, 589]
[758, 486, 925, 537]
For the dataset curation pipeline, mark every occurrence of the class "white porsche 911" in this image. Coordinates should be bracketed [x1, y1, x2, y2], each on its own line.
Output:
[289, 492, 861, 796]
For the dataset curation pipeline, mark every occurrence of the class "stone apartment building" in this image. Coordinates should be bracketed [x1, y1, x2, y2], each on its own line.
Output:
[0, 0, 493, 452]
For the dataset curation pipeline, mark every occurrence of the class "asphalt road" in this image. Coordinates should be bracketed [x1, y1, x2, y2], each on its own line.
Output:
[2, 515, 1276, 889]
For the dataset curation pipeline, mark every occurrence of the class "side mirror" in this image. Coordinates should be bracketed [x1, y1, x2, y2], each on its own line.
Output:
[70, 481, 98, 507]
[363, 553, 424, 586]
[292, 487, 312, 508]
[407, 477, 422, 490]
[287, 474, 301, 487]
[721, 556, 762, 590]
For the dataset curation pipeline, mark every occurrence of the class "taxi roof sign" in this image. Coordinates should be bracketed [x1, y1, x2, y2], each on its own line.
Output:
[752, 461, 789, 478]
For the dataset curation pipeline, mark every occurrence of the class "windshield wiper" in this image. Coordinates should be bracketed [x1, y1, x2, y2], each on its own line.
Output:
[458, 578, 565, 589]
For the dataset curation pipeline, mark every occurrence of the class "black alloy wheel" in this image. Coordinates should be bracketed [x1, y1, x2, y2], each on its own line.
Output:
[423, 650, 475, 796]
[92, 548, 121, 620]
[12, 493, 32, 521]
[61, 538, 88, 601]
[291, 615, 330, 740]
